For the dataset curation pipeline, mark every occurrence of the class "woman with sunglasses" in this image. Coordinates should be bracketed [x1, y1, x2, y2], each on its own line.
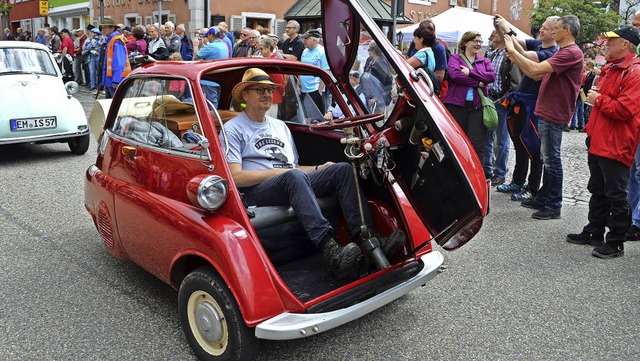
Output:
[442, 31, 496, 160]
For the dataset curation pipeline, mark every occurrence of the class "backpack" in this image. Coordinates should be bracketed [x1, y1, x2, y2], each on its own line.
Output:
[438, 38, 452, 79]
[128, 40, 143, 67]
[417, 48, 441, 96]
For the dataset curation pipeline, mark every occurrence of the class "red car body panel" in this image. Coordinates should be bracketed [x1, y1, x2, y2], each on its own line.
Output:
[84, 0, 489, 338]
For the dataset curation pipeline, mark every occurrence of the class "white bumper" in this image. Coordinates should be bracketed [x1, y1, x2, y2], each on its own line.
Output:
[255, 251, 444, 340]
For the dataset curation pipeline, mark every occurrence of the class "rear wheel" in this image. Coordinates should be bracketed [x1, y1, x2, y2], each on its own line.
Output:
[68, 134, 90, 155]
[178, 267, 258, 361]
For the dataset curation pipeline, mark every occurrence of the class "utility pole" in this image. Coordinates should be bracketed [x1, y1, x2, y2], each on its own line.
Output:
[99, 0, 104, 23]
[391, 0, 397, 47]
[158, 0, 162, 24]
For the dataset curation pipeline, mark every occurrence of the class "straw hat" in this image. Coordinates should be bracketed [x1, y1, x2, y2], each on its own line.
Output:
[231, 68, 281, 103]
[99, 18, 120, 28]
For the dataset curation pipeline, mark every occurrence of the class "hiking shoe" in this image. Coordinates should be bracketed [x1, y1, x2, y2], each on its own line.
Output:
[624, 225, 640, 241]
[497, 182, 523, 194]
[521, 198, 544, 210]
[566, 231, 604, 246]
[321, 238, 361, 278]
[532, 208, 561, 220]
[592, 242, 624, 259]
[511, 189, 532, 201]
[376, 230, 406, 259]
[490, 176, 505, 186]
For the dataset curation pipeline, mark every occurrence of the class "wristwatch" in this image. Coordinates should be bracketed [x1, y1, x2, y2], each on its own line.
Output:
[506, 29, 517, 37]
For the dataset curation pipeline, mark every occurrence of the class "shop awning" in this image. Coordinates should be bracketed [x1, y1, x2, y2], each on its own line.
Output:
[285, 0, 411, 24]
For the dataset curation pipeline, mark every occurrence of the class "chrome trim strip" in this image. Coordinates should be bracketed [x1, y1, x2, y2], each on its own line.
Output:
[254, 251, 444, 340]
[0, 129, 89, 145]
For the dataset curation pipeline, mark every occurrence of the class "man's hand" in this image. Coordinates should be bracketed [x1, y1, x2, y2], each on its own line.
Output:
[317, 161, 334, 170]
[504, 34, 515, 53]
[586, 89, 600, 106]
[493, 14, 511, 34]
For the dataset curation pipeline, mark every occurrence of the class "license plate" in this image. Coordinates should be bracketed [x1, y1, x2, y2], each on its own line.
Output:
[10, 117, 57, 132]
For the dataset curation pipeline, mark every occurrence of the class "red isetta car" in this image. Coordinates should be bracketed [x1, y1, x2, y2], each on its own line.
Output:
[84, 0, 489, 359]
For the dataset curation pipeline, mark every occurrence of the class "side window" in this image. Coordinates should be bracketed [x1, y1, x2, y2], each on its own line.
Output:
[350, 34, 396, 121]
[111, 78, 203, 153]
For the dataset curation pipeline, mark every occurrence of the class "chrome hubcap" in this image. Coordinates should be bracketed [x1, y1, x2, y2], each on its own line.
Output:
[195, 301, 223, 343]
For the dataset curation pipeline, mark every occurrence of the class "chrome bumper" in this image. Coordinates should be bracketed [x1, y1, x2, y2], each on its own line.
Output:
[255, 251, 444, 340]
[0, 128, 89, 145]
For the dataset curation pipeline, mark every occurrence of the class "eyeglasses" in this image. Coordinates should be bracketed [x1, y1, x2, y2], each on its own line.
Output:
[286, 26, 295, 29]
[470, 39, 482, 44]
[249, 36, 258, 39]
[241, 33, 249, 36]
[246, 87, 275, 95]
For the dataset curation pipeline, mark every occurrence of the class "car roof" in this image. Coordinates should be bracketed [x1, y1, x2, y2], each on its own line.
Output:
[131, 57, 327, 81]
[0, 40, 51, 51]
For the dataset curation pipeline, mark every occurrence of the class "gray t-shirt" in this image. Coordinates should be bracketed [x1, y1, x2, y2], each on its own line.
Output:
[223, 112, 298, 170]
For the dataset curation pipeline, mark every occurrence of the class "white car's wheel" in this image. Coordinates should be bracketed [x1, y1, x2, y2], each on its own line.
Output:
[178, 267, 258, 361]
[68, 134, 90, 155]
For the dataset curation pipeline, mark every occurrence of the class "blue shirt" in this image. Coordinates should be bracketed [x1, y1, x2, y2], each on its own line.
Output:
[197, 40, 229, 60]
[413, 48, 436, 71]
[519, 39, 558, 94]
[300, 46, 329, 93]
[35, 34, 47, 45]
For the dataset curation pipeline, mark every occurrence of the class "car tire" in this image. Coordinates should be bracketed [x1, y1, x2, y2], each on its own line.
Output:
[178, 267, 258, 361]
[68, 134, 90, 155]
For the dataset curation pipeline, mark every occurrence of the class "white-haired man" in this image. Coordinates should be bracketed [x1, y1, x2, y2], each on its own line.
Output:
[164, 21, 181, 54]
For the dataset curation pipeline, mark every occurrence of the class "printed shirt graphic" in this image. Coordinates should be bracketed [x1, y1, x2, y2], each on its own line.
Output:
[224, 112, 298, 170]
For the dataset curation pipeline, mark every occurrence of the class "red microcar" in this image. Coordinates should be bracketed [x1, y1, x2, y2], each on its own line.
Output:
[84, 1, 489, 359]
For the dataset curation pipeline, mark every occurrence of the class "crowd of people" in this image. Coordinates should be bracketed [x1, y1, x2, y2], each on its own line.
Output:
[396, 12, 640, 259]
[5, 11, 640, 261]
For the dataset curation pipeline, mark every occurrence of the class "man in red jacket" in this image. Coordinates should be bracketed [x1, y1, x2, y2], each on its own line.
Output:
[566, 25, 640, 258]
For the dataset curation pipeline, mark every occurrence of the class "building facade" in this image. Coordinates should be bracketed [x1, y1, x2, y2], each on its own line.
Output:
[4, 0, 535, 40]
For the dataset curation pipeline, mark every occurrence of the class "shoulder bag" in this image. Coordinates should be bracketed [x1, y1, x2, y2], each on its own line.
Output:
[462, 55, 498, 130]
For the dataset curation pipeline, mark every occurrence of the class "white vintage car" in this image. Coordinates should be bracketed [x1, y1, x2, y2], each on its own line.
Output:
[0, 41, 89, 154]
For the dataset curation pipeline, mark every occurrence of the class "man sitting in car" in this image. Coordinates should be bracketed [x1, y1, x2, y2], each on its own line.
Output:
[223, 68, 406, 278]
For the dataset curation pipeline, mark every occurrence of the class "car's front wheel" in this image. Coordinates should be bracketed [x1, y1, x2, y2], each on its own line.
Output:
[68, 134, 90, 155]
[178, 267, 258, 361]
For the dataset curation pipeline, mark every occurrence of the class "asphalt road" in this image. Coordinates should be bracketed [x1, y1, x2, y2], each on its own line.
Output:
[1, 87, 638, 360]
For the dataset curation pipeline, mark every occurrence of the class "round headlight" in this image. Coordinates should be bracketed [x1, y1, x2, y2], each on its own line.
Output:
[187, 175, 228, 211]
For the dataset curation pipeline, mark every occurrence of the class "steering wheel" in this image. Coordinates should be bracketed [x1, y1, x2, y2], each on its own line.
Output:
[310, 113, 385, 131]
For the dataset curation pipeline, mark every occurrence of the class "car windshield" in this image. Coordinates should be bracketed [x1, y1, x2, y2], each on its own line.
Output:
[0, 47, 58, 76]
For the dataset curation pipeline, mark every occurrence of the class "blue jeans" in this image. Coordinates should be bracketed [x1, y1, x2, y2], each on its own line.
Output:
[536, 118, 564, 212]
[570, 98, 584, 128]
[105, 85, 116, 99]
[240, 163, 371, 247]
[628, 145, 640, 228]
[89, 56, 100, 90]
[483, 104, 510, 178]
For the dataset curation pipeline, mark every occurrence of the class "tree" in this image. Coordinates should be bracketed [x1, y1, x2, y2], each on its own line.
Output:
[0, 1, 14, 40]
[529, 0, 621, 57]
[618, 0, 640, 23]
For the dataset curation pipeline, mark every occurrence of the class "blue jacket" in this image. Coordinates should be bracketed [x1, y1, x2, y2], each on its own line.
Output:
[101, 30, 128, 87]
[180, 34, 193, 61]
[507, 91, 539, 157]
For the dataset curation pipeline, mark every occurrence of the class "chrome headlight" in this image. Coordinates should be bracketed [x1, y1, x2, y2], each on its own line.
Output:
[187, 175, 228, 211]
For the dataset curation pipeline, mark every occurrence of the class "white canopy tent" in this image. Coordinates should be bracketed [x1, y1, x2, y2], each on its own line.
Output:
[398, 7, 532, 48]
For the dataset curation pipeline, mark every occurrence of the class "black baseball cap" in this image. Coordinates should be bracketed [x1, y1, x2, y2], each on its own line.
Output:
[601, 25, 640, 46]
[301, 29, 322, 39]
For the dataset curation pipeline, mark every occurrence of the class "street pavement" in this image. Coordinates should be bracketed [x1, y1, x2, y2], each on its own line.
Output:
[0, 86, 638, 360]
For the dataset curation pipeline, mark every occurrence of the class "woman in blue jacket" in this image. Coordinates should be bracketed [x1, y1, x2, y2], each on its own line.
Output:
[442, 31, 496, 160]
